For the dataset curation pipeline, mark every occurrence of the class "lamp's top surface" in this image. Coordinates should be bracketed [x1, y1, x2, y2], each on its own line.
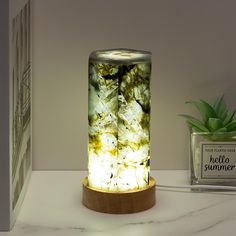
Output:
[89, 48, 151, 64]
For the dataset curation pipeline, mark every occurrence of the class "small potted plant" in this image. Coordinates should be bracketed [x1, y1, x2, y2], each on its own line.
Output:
[181, 96, 236, 186]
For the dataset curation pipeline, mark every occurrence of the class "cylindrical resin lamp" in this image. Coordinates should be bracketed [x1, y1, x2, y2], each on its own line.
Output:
[83, 49, 156, 214]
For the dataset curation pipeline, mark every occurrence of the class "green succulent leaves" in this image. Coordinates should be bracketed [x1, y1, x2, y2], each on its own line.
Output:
[179, 114, 208, 132]
[180, 96, 236, 140]
[186, 100, 217, 123]
[207, 118, 223, 131]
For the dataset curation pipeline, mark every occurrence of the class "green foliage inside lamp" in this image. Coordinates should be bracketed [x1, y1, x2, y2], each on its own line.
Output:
[180, 96, 236, 140]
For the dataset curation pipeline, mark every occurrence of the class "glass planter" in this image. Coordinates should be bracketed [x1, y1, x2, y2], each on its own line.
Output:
[190, 131, 236, 186]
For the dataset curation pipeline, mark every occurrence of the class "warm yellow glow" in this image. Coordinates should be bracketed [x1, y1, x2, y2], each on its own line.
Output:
[88, 49, 151, 192]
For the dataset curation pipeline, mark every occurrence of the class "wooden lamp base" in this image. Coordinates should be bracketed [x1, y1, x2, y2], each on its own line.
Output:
[82, 177, 156, 214]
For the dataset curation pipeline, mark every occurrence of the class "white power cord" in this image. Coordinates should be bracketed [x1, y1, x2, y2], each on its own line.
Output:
[156, 184, 236, 191]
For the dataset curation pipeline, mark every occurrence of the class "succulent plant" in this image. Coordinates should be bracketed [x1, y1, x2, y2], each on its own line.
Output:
[180, 96, 236, 140]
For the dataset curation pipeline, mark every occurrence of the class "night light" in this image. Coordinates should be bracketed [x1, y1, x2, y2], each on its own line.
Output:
[82, 49, 156, 214]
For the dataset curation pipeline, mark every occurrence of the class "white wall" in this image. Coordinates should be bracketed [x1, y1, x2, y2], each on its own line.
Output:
[32, 0, 236, 170]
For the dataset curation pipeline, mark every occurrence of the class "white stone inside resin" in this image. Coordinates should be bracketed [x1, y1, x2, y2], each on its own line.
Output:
[88, 61, 151, 192]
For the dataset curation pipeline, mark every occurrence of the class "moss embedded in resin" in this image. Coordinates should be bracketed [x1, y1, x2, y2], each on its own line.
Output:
[88, 49, 151, 192]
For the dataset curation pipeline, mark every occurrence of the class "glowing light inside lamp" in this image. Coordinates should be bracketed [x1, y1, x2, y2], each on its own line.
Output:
[88, 49, 151, 192]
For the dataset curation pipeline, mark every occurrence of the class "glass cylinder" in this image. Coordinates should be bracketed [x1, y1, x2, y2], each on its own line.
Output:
[88, 48, 151, 192]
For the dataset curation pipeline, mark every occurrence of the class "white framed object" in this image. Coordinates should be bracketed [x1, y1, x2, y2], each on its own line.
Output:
[0, 0, 32, 230]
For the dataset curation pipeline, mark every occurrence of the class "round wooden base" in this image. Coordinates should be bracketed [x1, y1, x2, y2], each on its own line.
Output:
[82, 177, 156, 214]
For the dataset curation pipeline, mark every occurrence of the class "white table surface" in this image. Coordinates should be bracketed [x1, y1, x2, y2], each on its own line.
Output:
[1, 170, 236, 236]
